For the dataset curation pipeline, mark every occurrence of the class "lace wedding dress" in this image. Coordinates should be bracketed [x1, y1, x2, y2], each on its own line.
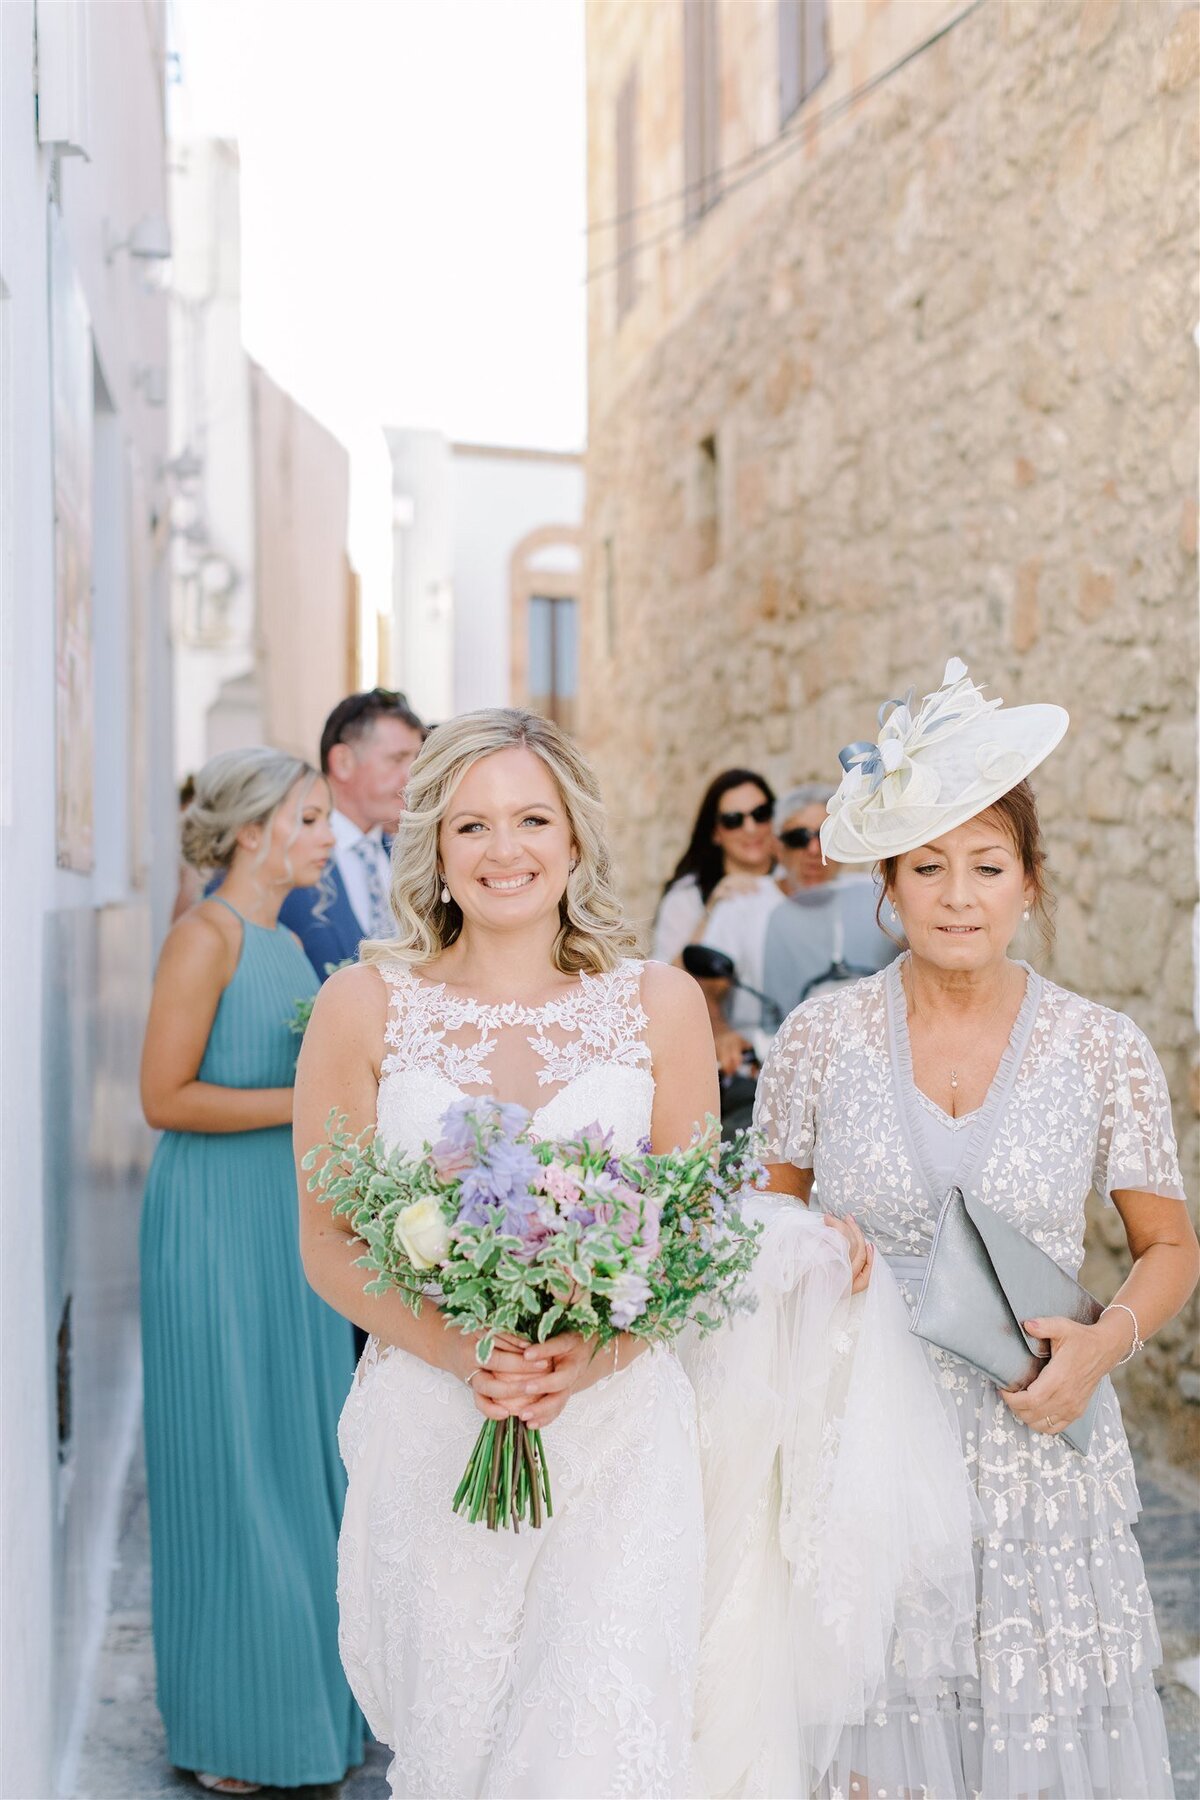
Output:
[336, 955, 981, 1800]
[336, 958, 705, 1800]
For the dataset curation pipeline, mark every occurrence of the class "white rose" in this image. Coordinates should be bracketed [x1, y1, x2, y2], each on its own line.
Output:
[393, 1197, 452, 1270]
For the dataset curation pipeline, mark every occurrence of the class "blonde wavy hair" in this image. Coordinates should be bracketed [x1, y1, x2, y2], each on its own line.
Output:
[180, 746, 320, 873]
[361, 709, 638, 975]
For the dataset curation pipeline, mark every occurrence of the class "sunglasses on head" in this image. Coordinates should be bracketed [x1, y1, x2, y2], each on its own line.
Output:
[717, 800, 774, 831]
[778, 825, 822, 850]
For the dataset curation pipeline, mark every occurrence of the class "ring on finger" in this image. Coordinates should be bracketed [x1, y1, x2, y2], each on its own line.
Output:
[1041, 1415, 1055, 1431]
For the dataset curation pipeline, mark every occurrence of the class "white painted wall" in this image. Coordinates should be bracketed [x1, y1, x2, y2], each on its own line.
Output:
[385, 428, 455, 722]
[0, 4, 174, 1794]
[169, 137, 259, 779]
[384, 431, 583, 722]
[450, 447, 584, 716]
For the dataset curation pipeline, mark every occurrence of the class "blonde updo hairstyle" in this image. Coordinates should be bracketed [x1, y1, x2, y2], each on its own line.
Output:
[181, 746, 321, 875]
[361, 709, 638, 975]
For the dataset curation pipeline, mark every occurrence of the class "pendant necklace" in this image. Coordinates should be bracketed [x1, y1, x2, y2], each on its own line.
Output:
[906, 965, 1017, 1101]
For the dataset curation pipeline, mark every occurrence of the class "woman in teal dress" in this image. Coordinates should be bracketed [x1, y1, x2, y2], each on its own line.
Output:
[140, 747, 363, 1795]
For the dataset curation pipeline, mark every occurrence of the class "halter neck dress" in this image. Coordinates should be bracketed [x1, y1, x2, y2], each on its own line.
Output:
[139, 899, 363, 1786]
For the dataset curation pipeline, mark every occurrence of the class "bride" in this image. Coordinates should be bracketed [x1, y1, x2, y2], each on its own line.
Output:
[294, 708, 973, 1800]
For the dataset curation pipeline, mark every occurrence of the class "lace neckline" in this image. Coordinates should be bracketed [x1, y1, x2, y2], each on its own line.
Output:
[384, 959, 619, 1026]
[376, 955, 653, 1100]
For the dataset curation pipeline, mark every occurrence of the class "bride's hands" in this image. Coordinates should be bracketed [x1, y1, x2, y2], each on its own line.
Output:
[520, 1333, 645, 1428]
[448, 1331, 553, 1423]
[823, 1211, 874, 1293]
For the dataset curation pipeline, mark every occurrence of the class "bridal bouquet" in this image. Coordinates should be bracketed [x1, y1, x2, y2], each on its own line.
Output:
[303, 1098, 762, 1531]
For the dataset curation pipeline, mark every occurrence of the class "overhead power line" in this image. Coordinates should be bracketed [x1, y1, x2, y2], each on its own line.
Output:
[585, 0, 985, 287]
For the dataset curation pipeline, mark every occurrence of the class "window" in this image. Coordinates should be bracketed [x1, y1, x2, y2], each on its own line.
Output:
[693, 434, 720, 573]
[779, 0, 829, 128]
[528, 594, 578, 733]
[602, 535, 617, 658]
[615, 69, 638, 322]
[683, 0, 720, 227]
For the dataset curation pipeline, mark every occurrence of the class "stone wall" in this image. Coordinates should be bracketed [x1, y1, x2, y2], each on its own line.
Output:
[582, 1, 1199, 1465]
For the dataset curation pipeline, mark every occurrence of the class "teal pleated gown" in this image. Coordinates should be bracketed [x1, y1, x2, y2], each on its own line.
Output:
[140, 901, 364, 1787]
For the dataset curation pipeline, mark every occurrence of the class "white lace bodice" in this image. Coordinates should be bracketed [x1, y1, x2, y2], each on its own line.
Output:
[374, 955, 655, 1156]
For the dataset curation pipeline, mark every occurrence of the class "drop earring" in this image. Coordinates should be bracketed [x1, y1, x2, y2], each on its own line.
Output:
[440, 881, 450, 905]
[1022, 907, 1030, 922]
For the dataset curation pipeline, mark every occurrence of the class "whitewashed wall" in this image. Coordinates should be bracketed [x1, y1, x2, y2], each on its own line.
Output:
[384, 430, 584, 722]
[450, 446, 584, 716]
[0, 5, 175, 1794]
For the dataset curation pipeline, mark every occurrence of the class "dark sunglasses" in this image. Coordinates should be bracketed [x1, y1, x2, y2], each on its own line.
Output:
[717, 800, 773, 831]
[778, 825, 822, 850]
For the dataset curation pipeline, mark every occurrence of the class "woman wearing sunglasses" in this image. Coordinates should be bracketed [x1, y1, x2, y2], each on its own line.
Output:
[651, 767, 778, 965]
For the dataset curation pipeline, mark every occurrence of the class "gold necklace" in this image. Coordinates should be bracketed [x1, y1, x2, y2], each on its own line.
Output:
[904, 964, 1019, 1093]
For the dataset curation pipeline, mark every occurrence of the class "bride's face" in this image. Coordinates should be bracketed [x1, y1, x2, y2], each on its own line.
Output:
[439, 746, 576, 933]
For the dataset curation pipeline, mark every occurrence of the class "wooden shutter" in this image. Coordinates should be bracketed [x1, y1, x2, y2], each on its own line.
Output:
[779, 0, 801, 126]
[684, 0, 720, 226]
[802, 0, 829, 100]
[616, 70, 638, 321]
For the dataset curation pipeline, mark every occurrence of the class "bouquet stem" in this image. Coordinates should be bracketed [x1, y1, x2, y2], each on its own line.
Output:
[452, 1416, 554, 1532]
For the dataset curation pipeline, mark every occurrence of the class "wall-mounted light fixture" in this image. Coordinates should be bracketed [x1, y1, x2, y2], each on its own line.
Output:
[104, 214, 172, 265]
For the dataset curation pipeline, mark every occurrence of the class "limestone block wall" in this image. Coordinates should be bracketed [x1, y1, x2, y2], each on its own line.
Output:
[582, 1, 1199, 1464]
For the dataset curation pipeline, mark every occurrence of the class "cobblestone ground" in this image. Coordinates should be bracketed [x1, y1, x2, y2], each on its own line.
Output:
[75, 1440, 1198, 1800]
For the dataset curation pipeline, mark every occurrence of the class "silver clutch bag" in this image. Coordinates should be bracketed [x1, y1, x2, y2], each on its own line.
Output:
[909, 1187, 1104, 1455]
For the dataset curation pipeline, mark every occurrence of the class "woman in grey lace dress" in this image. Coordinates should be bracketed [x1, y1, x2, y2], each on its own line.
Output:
[756, 660, 1198, 1800]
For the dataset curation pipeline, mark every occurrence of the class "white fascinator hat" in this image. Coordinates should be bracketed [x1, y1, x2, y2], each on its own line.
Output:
[820, 657, 1069, 865]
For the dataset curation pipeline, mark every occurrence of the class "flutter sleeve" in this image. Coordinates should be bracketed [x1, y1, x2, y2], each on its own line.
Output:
[753, 1000, 834, 1168]
[1092, 1012, 1186, 1204]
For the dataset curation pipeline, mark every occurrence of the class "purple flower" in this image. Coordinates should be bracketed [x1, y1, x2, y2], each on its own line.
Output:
[457, 1135, 542, 1235]
[608, 1269, 652, 1329]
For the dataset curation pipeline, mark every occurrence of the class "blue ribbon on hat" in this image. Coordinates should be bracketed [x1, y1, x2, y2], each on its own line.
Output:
[837, 688, 916, 793]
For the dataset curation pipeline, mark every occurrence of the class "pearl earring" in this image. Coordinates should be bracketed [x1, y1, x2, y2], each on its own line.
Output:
[440, 882, 450, 905]
[1023, 907, 1030, 922]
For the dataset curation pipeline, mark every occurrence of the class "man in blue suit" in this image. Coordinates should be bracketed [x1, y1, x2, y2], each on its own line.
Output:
[281, 688, 425, 980]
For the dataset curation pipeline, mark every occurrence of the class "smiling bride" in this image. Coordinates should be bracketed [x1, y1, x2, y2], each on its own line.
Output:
[293, 708, 981, 1800]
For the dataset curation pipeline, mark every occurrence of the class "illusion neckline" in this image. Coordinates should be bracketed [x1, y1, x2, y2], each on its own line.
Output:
[382, 957, 632, 1023]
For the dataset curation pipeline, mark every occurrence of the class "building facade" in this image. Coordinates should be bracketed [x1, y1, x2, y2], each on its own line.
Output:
[385, 429, 583, 726]
[583, 0, 1199, 1463]
[169, 138, 359, 777]
[0, 4, 177, 1793]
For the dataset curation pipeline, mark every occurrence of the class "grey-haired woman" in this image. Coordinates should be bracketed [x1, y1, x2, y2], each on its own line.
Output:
[756, 660, 1197, 1799]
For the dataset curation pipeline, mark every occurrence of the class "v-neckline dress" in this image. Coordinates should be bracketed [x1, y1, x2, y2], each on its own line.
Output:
[753, 955, 1183, 1799]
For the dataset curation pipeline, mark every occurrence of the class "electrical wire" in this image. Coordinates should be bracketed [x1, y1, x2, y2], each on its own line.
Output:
[585, 0, 985, 286]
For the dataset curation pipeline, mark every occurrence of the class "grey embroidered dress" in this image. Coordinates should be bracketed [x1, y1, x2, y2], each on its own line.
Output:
[755, 956, 1184, 1800]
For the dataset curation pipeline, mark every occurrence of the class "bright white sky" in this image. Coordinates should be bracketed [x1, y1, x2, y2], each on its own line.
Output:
[170, 0, 588, 614]
[171, 0, 587, 450]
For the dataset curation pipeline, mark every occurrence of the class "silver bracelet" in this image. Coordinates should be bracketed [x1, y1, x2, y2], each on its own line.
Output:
[1102, 1302, 1144, 1366]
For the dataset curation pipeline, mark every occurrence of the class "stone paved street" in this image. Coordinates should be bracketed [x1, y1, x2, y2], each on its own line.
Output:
[75, 1439, 1198, 1800]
